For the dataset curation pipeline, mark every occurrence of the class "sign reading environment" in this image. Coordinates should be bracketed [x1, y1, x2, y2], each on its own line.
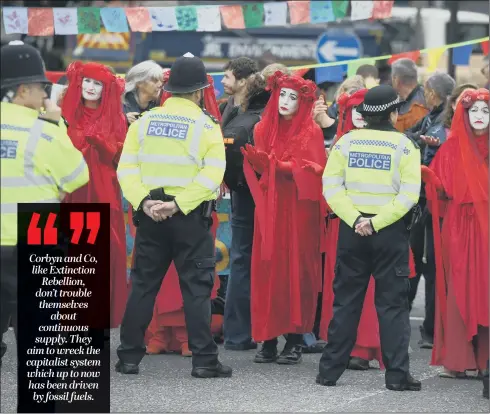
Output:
[316, 31, 363, 64]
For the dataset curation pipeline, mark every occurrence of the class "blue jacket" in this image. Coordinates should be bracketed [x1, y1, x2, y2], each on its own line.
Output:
[405, 103, 446, 166]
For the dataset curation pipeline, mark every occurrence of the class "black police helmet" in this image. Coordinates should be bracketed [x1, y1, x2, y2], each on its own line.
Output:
[164, 52, 209, 94]
[357, 84, 403, 116]
[1, 41, 51, 89]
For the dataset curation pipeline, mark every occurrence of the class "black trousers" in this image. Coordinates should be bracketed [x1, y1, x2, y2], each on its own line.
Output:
[409, 211, 436, 339]
[319, 219, 411, 384]
[1, 246, 17, 361]
[117, 209, 219, 368]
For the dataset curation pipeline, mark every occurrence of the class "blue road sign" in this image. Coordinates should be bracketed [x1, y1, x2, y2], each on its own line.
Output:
[316, 31, 363, 64]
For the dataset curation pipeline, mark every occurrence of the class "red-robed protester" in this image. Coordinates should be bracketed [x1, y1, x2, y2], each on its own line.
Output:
[142, 74, 223, 356]
[426, 89, 489, 377]
[242, 72, 326, 364]
[61, 62, 129, 328]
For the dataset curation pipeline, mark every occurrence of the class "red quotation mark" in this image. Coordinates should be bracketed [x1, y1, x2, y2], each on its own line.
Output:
[27, 213, 58, 245]
[70, 212, 100, 244]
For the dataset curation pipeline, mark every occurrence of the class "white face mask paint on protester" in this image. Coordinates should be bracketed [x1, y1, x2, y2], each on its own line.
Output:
[82, 77, 103, 101]
[468, 101, 489, 130]
[278, 88, 299, 117]
[351, 106, 367, 129]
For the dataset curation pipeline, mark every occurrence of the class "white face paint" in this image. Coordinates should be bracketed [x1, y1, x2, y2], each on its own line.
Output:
[278, 88, 299, 117]
[351, 106, 367, 129]
[82, 77, 103, 101]
[468, 101, 489, 130]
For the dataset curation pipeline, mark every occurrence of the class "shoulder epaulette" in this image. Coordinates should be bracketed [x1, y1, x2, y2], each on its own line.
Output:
[37, 116, 59, 127]
[202, 108, 219, 124]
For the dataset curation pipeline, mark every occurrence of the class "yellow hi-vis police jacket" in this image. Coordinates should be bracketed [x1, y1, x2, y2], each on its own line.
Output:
[323, 128, 421, 231]
[117, 96, 226, 215]
[1, 102, 89, 246]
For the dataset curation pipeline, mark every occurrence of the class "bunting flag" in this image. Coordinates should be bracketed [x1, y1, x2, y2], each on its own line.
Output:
[2, 1, 394, 34]
[452, 44, 473, 66]
[427, 47, 446, 72]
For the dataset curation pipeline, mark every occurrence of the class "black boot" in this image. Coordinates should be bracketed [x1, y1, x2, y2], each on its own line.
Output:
[347, 357, 370, 370]
[277, 334, 303, 365]
[115, 360, 139, 375]
[254, 338, 278, 363]
[191, 362, 232, 378]
[386, 373, 421, 391]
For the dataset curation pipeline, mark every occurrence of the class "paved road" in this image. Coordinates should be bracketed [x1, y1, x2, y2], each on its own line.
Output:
[1, 280, 489, 413]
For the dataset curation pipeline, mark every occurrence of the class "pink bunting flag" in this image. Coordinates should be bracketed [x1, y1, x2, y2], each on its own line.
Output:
[125, 7, 152, 32]
[288, 1, 311, 25]
[28, 8, 54, 36]
[220, 5, 245, 29]
[371, 0, 394, 20]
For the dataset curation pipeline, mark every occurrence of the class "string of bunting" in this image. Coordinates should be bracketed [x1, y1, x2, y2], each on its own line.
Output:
[281, 36, 489, 84]
[2, 1, 394, 35]
[45, 36, 488, 100]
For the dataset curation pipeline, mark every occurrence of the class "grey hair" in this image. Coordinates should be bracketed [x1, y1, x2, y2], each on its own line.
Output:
[425, 72, 456, 101]
[391, 58, 418, 86]
[124, 60, 164, 98]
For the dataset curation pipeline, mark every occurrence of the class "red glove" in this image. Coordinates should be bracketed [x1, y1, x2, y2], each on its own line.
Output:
[86, 135, 117, 166]
[241, 144, 269, 174]
[301, 159, 324, 176]
[421, 166, 444, 193]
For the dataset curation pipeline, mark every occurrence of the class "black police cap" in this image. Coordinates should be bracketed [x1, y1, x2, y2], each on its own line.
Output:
[357, 84, 403, 116]
[164, 52, 209, 94]
[1, 41, 51, 89]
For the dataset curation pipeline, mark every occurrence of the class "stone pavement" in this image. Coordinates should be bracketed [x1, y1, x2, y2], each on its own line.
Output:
[1, 281, 489, 413]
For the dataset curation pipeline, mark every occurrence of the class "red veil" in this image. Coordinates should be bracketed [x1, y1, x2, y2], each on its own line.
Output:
[451, 89, 489, 232]
[335, 89, 368, 142]
[426, 88, 489, 365]
[60, 61, 128, 328]
[243, 72, 321, 260]
[62, 61, 126, 145]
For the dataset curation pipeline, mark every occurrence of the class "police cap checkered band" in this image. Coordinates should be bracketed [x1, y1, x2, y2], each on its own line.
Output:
[357, 85, 403, 115]
[361, 96, 400, 112]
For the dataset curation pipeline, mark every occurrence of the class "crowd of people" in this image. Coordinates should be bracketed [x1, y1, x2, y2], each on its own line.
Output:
[0, 38, 488, 397]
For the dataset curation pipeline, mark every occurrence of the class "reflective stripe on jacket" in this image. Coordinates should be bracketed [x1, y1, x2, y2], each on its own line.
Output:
[117, 96, 225, 214]
[1, 102, 89, 245]
[323, 128, 421, 231]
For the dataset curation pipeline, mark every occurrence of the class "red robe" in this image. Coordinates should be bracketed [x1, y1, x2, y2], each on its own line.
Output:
[428, 133, 489, 372]
[64, 107, 128, 328]
[245, 118, 327, 341]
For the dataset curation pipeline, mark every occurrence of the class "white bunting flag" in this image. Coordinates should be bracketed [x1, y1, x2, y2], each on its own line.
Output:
[149, 7, 178, 31]
[53, 8, 78, 35]
[264, 2, 288, 26]
[196, 5, 222, 32]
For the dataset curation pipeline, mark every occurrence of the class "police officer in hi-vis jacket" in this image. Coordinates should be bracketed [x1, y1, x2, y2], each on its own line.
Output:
[318, 85, 422, 392]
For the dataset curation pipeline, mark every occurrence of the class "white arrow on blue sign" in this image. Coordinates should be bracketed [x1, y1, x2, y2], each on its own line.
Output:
[316, 32, 363, 64]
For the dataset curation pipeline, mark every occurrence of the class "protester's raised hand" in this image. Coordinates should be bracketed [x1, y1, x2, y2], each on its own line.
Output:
[420, 135, 440, 147]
